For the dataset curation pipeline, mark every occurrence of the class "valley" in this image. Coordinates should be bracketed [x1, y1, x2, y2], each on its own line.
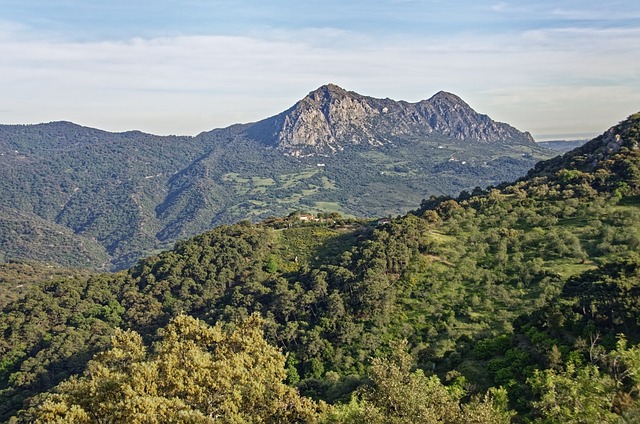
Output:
[0, 85, 554, 270]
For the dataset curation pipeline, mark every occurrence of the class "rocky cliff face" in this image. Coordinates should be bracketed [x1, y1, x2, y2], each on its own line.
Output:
[248, 84, 535, 156]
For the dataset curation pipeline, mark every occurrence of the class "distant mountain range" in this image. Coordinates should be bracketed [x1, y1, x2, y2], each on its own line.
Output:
[537, 139, 589, 152]
[0, 84, 555, 269]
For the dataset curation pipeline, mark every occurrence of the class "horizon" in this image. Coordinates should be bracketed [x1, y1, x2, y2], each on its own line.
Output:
[0, 94, 603, 143]
[1, 1, 639, 141]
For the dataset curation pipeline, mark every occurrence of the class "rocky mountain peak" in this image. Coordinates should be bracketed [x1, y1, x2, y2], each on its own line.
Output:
[247, 84, 536, 156]
[428, 90, 468, 106]
[425, 91, 476, 117]
[306, 83, 349, 100]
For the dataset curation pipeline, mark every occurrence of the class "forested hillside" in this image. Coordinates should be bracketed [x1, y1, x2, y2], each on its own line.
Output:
[1, 112, 640, 422]
[0, 86, 554, 270]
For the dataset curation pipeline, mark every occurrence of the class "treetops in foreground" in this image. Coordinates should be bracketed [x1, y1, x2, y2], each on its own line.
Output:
[2, 112, 640, 422]
[26, 314, 511, 424]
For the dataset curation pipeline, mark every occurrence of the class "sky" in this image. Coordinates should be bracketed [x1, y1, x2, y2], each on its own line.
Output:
[0, 1, 639, 140]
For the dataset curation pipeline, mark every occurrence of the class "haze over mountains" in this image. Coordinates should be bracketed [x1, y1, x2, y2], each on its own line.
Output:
[537, 139, 589, 152]
[0, 85, 555, 270]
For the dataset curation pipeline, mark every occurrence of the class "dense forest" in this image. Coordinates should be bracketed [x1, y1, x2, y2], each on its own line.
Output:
[1, 112, 640, 422]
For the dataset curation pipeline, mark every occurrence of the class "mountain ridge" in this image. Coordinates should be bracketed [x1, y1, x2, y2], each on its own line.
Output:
[248, 84, 535, 156]
[529, 112, 640, 178]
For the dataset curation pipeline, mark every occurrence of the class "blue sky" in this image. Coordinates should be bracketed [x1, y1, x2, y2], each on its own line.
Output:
[1, 1, 639, 140]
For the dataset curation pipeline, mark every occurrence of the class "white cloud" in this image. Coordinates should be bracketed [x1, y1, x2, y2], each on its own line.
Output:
[551, 7, 640, 21]
[0, 19, 638, 139]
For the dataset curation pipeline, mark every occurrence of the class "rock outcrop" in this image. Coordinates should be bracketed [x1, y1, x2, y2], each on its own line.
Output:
[248, 84, 535, 156]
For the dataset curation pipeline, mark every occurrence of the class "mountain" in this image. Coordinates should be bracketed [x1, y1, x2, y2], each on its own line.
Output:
[2, 112, 640, 422]
[0, 85, 555, 270]
[249, 84, 535, 156]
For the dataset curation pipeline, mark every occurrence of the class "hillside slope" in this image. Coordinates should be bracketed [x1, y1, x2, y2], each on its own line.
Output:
[0, 86, 554, 270]
[1, 113, 640, 421]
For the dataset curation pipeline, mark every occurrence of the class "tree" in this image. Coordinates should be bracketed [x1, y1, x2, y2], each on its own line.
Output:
[528, 360, 618, 423]
[324, 340, 513, 423]
[29, 314, 322, 423]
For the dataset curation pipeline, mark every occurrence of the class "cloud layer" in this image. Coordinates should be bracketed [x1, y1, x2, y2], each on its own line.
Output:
[0, 1, 639, 140]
